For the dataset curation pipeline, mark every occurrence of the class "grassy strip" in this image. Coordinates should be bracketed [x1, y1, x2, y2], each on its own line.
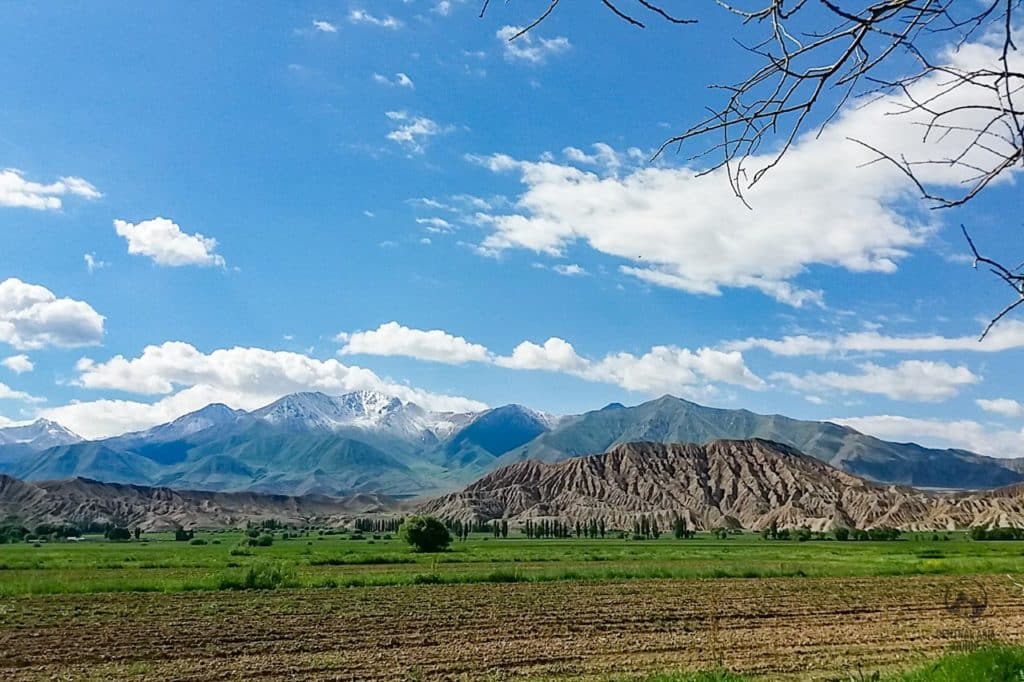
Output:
[614, 645, 1024, 681]
[0, 560, 986, 596]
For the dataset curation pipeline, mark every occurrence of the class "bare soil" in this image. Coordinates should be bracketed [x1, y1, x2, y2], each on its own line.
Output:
[1, 575, 1022, 680]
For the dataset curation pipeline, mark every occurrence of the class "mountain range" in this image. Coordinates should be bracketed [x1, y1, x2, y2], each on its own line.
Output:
[6, 439, 1024, 533]
[0, 392, 1021, 496]
[421, 440, 1024, 532]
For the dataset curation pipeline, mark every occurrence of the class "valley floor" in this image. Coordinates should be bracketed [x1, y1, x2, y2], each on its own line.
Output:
[1, 574, 1022, 680]
[3, 534, 1024, 679]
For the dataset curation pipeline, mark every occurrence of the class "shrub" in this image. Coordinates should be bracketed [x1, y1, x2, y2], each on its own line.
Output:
[107, 527, 132, 541]
[229, 542, 253, 556]
[189, 538, 207, 546]
[243, 561, 296, 590]
[399, 515, 451, 553]
[834, 527, 850, 542]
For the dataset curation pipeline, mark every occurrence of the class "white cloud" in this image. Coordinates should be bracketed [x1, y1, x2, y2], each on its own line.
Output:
[2, 354, 33, 374]
[552, 264, 587, 277]
[0, 278, 104, 350]
[495, 337, 589, 373]
[53, 341, 486, 439]
[83, 253, 108, 274]
[338, 322, 765, 396]
[312, 20, 337, 33]
[772, 360, 979, 402]
[467, 37, 1023, 306]
[977, 398, 1024, 419]
[726, 320, 1024, 356]
[0, 381, 42, 403]
[349, 9, 402, 29]
[114, 217, 226, 268]
[834, 415, 1024, 459]
[583, 346, 766, 395]
[0, 168, 101, 210]
[416, 217, 454, 233]
[496, 26, 570, 64]
[338, 322, 491, 365]
[385, 111, 452, 154]
[373, 72, 415, 88]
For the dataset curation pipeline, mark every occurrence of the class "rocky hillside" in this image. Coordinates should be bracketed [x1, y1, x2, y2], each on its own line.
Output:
[498, 396, 1024, 489]
[420, 440, 1024, 532]
[0, 475, 404, 532]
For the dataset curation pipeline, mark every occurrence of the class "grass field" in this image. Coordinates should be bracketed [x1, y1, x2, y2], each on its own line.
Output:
[2, 529, 1024, 595]
[3, 531, 1024, 679]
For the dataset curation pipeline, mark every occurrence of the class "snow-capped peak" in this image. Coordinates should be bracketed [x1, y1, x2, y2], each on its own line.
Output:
[0, 419, 82, 449]
[253, 391, 408, 431]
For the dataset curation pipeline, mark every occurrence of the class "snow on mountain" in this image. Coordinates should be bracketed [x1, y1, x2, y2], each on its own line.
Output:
[125, 403, 248, 443]
[251, 390, 501, 444]
[0, 419, 82, 450]
[253, 391, 406, 431]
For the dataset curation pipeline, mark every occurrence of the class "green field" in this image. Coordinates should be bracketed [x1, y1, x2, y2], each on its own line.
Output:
[2, 528, 1023, 595]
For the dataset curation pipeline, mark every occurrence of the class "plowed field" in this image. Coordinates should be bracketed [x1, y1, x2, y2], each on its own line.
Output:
[2, 574, 1022, 680]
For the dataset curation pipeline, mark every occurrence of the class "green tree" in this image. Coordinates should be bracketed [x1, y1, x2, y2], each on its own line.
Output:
[399, 515, 452, 553]
[834, 527, 850, 542]
[107, 526, 132, 541]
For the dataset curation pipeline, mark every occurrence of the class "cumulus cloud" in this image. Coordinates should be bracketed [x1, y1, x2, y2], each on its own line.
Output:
[496, 26, 570, 64]
[312, 20, 337, 33]
[349, 9, 402, 29]
[726, 320, 1024, 356]
[976, 398, 1024, 419]
[466, 37, 1022, 306]
[338, 322, 491, 365]
[51, 341, 487, 438]
[2, 355, 33, 374]
[0, 381, 42, 403]
[385, 111, 452, 154]
[834, 415, 1024, 459]
[338, 322, 765, 396]
[772, 360, 979, 402]
[114, 217, 226, 267]
[0, 278, 105, 350]
[0, 168, 101, 210]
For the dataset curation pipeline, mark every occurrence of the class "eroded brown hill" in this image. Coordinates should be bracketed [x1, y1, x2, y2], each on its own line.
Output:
[0, 475, 404, 531]
[420, 439, 1024, 531]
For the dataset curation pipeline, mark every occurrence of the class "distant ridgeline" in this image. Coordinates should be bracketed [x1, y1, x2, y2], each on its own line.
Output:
[1, 392, 1022, 499]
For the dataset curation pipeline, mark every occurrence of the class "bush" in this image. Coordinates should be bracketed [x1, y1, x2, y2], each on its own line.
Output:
[107, 527, 132, 541]
[189, 538, 207, 546]
[834, 527, 850, 542]
[218, 561, 297, 591]
[243, 561, 296, 590]
[174, 528, 194, 542]
[399, 515, 451, 553]
[229, 541, 253, 556]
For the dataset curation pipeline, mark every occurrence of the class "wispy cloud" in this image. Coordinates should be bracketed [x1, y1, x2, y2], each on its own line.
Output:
[349, 9, 402, 30]
[496, 26, 570, 64]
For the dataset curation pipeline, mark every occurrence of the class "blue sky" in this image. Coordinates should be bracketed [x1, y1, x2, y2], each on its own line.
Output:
[0, 1, 1022, 458]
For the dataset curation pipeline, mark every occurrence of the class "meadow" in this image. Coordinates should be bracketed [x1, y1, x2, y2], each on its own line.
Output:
[1, 528, 1023, 595]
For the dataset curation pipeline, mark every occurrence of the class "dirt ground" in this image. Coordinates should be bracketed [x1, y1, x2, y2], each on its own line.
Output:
[1, 575, 1022, 680]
